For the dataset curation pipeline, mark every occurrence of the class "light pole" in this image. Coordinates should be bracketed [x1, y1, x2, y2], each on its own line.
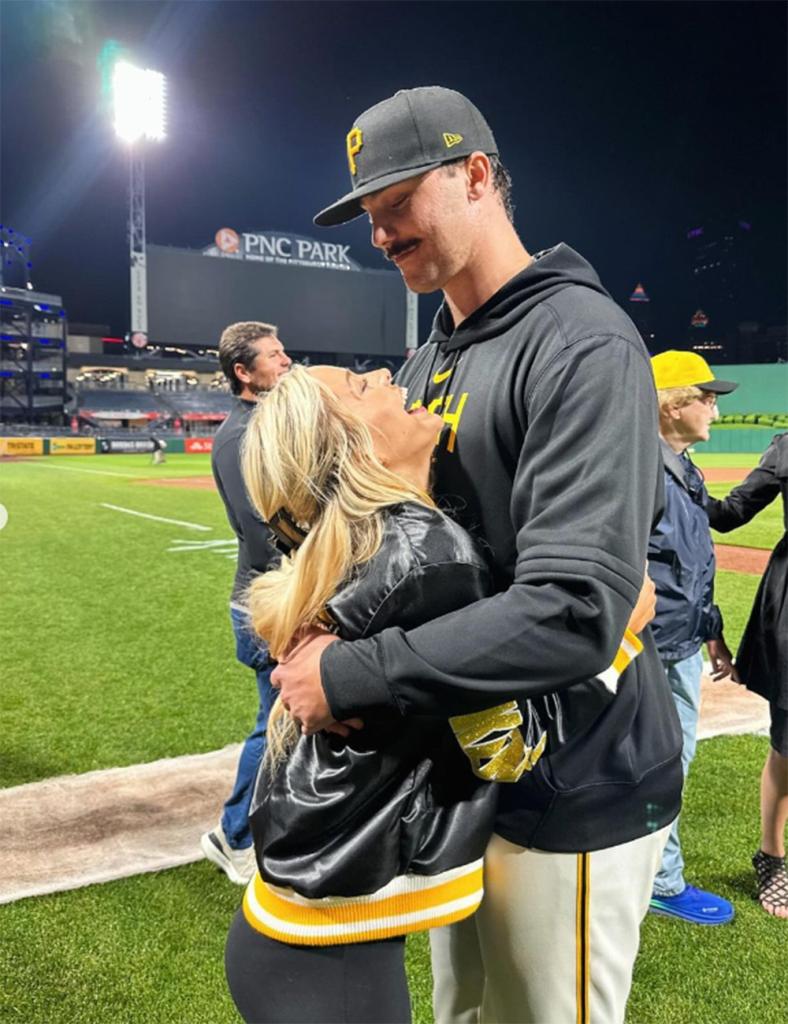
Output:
[112, 61, 166, 348]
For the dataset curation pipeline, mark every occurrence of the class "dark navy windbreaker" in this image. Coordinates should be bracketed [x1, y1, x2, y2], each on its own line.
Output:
[647, 439, 723, 662]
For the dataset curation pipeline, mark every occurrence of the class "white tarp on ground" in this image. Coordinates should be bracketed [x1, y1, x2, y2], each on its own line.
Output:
[0, 677, 770, 905]
[0, 744, 239, 905]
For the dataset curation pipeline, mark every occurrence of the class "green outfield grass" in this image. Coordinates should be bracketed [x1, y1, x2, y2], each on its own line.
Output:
[707, 483, 784, 551]
[0, 451, 784, 1023]
[714, 569, 760, 644]
[2, 452, 777, 789]
[693, 450, 784, 551]
[1, 454, 253, 789]
[1, 734, 784, 1024]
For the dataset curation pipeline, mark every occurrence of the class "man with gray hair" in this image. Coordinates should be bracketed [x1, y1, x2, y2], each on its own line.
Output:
[201, 321, 291, 884]
[647, 350, 738, 925]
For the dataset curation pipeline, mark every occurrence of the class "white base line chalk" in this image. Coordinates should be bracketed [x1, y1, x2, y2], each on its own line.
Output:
[100, 503, 212, 531]
[25, 462, 138, 478]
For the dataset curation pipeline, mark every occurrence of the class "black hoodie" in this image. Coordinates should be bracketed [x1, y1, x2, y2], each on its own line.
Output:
[322, 244, 683, 852]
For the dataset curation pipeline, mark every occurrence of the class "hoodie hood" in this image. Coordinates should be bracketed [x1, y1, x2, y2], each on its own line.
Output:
[429, 243, 611, 354]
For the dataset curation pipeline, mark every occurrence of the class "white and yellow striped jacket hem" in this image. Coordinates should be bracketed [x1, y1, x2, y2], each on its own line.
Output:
[596, 628, 643, 693]
[242, 859, 484, 946]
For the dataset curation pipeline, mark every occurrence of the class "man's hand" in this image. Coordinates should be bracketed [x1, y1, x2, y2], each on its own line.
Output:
[272, 627, 362, 736]
[707, 637, 740, 682]
[627, 570, 657, 634]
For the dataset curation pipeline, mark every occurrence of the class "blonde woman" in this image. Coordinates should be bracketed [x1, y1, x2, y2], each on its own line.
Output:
[224, 365, 653, 1023]
[223, 364, 498, 1023]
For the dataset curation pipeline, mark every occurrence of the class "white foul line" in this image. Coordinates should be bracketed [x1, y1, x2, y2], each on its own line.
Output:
[100, 503, 212, 531]
[24, 462, 138, 478]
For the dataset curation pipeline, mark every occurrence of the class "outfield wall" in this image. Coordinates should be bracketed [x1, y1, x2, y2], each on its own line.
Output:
[0, 436, 214, 456]
[694, 428, 785, 454]
[709, 363, 788, 414]
[3, 429, 781, 458]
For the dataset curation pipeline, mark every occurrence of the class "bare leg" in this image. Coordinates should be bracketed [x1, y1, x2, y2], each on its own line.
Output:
[761, 748, 788, 859]
[755, 748, 788, 919]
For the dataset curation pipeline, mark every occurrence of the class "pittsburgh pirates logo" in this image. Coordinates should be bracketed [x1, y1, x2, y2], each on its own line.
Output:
[346, 127, 363, 176]
[443, 132, 463, 148]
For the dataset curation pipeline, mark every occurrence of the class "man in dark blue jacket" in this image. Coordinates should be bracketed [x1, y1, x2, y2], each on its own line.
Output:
[201, 321, 291, 884]
[648, 349, 738, 925]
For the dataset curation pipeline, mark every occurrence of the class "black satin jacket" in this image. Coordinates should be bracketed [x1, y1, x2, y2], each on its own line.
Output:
[249, 502, 499, 899]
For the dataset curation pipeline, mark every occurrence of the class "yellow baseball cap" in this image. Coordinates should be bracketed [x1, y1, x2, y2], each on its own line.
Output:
[650, 350, 738, 393]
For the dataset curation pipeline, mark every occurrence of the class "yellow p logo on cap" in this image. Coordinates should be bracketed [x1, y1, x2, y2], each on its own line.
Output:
[346, 127, 363, 176]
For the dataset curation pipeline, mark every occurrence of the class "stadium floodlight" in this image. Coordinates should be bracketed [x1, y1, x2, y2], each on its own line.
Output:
[112, 61, 167, 143]
[111, 59, 167, 348]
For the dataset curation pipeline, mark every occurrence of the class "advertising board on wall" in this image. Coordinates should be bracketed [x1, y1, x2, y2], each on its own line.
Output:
[185, 437, 214, 454]
[98, 437, 158, 454]
[203, 228, 361, 272]
[50, 438, 96, 455]
[0, 437, 44, 456]
[147, 242, 406, 355]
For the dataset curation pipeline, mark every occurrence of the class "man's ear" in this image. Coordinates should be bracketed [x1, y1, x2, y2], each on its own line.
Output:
[466, 152, 492, 201]
[234, 361, 252, 386]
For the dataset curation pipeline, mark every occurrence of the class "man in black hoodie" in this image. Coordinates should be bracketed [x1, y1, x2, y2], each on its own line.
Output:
[201, 321, 291, 885]
[274, 88, 682, 1023]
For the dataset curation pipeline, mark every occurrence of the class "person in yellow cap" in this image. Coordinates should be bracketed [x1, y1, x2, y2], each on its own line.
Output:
[647, 349, 738, 925]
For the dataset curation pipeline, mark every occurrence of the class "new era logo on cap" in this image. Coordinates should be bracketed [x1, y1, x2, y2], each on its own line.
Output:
[315, 86, 499, 227]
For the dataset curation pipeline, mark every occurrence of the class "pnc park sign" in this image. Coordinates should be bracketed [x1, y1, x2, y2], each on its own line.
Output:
[203, 227, 361, 271]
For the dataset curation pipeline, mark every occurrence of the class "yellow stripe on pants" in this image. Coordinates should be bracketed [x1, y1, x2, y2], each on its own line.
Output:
[576, 853, 590, 1024]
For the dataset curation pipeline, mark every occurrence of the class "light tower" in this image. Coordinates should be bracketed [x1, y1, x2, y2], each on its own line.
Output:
[112, 61, 166, 348]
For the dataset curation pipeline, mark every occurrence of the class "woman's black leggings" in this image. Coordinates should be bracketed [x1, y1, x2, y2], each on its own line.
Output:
[225, 908, 411, 1023]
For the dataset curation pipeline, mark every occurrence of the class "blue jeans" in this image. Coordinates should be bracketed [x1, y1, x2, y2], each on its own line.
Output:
[652, 649, 704, 897]
[220, 607, 277, 851]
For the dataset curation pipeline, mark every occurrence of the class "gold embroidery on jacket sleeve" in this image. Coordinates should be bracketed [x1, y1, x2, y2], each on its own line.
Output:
[449, 701, 546, 782]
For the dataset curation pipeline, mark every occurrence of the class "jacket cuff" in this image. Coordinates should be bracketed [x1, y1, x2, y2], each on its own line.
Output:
[321, 634, 400, 720]
[595, 628, 643, 694]
[705, 604, 724, 640]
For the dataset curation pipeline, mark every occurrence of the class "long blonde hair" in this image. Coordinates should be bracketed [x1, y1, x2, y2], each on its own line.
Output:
[241, 365, 433, 761]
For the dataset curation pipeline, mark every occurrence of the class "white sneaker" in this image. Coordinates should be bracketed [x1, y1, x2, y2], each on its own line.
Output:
[200, 825, 256, 885]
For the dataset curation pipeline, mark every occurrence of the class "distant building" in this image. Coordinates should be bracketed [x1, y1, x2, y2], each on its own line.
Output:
[627, 282, 657, 352]
[685, 218, 758, 359]
[686, 306, 725, 359]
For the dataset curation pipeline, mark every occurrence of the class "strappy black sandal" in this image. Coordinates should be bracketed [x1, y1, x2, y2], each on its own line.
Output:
[752, 849, 788, 917]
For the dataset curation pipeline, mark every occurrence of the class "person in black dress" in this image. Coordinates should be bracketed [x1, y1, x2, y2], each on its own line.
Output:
[708, 433, 788, 918]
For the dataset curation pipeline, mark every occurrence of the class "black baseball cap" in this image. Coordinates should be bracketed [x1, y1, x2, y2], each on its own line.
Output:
[314, 86, 498, 227]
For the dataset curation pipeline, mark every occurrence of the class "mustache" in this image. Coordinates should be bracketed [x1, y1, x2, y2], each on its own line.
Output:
[384, 239, 419, 261]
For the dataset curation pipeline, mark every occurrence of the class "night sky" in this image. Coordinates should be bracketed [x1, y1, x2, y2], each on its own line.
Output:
[1, 0, 786, 345]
